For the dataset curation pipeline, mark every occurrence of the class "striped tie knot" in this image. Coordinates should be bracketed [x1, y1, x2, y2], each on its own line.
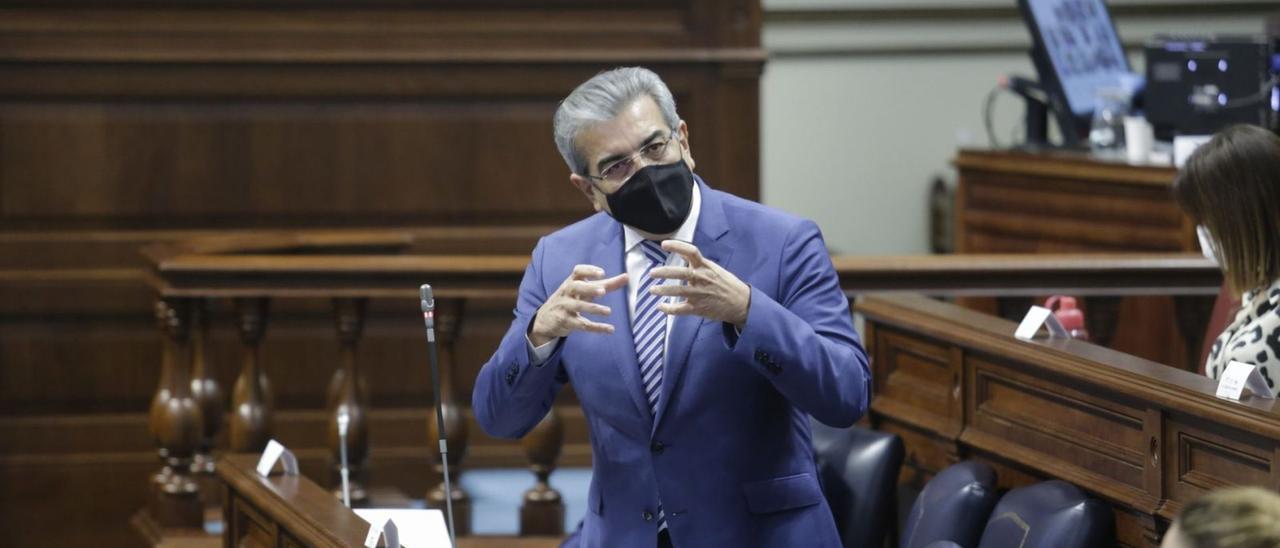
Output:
[639, 240, 668, 267]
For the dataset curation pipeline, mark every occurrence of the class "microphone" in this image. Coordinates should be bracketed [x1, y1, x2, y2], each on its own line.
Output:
[999, 74, 1049, 103]
[420, 284, 456, 547]
[336, 409, 351, 508]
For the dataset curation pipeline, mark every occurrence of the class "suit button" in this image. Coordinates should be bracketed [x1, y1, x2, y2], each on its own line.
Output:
[650, 441, 664, 454]
[643, 511, 654, 522]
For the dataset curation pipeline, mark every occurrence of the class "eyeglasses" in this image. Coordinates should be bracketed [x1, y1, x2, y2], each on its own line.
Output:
[586, 132, 681, 188]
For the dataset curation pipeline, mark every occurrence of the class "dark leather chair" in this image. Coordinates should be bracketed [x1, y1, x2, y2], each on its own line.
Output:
[900, 460, 999, 548]
[811, 421, 905, 548]
[976, 480, 1113, 548]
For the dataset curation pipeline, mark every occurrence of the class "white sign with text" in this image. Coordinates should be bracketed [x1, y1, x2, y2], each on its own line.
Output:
[1216, 360, 1276, 401]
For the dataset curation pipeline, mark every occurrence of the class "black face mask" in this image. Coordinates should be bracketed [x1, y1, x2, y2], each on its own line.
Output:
[605, 160, 695, 235]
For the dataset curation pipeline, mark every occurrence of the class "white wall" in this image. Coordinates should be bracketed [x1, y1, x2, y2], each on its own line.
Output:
[759, 0, 1273, 254]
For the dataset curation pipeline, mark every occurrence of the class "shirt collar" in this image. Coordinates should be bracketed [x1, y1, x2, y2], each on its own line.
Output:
[623, 180, 701, 254]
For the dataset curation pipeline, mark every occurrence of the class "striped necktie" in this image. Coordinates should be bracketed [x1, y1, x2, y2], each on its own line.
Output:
[634, 240, 669, 416]
[635, 240, 671, 532]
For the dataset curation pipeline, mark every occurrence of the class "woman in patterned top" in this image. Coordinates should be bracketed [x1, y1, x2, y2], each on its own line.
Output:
[1173, 124, 1280, 397]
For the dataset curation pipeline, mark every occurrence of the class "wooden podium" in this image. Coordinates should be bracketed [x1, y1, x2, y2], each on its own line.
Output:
[953, 149, 1206, 371]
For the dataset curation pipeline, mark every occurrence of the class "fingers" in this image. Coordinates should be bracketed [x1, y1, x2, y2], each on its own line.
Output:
[598, 273, 629, 292]
[662, 240, 704, 266]
[570, 264, 606, 281]
[567, 300, 612, 317]
[572, 316, 615, 334]
[658, 301, 696, 316]
[649, 283, 692, 298]
[565, 280, 606, 300]
[565, 273, 628, 299]
[649, 266, 695, 282]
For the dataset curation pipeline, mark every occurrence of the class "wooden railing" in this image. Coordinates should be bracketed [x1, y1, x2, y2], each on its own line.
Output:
[140, 231, 555, 539]
[857, 294, 1280, 548]
[137, 230, 1223, 538]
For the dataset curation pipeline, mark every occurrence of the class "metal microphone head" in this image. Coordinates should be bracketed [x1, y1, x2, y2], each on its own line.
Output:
[420, 284, 435, 313]
[337, 408, 350, 436]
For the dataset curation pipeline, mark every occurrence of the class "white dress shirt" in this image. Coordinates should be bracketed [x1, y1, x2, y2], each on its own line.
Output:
[528, 183, 702, 364]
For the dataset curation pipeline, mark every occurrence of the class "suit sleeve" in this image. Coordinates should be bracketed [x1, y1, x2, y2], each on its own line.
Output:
[727, 220, 871, 427]
[473, 238, 571, 439]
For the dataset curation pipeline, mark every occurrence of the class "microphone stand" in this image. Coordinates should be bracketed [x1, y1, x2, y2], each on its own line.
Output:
[337, 409, 351, 508]
[420, 284, 456, 547]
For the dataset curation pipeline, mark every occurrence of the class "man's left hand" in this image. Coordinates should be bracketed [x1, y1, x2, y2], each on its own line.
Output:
[648, 240, 751, 329]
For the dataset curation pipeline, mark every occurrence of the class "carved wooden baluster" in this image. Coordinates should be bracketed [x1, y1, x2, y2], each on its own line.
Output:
[520, 408, 565, 535]
[189, 299, 222, 474]
[148, 298, 204, 528]
[187, 298, 224, 515]
[427, 298, 471, 535]
[328, 297, 370, 503]
[229, 298, 273, 452]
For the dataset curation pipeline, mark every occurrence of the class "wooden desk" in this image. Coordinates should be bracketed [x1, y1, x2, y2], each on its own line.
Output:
[858, 294, 1280, 548]
[954, 149, 1202, 370]
[218, 453, 561, 548]
[954, 150, 1188, 252]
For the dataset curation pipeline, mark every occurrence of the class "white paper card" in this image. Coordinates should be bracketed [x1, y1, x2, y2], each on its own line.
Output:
[355, 509, 450, 548]
[364, 516, 400, 548]
[1015, 306, 1069, 340]
[1174, 135, 1212, 168]
[255, 439, 300, 477]
[1217, 361, 1277, 401]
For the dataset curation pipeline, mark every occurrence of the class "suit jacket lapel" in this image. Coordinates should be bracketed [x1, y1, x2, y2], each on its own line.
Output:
[653, 181, 732, 434]
[594, 222, 653, 424]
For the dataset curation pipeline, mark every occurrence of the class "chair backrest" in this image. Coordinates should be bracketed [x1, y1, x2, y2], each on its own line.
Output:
[976, 480, 1113, 548]
[811, 421, 906, 548]
[900, 460, 999, 548]
[1200, 281, 1241, 374]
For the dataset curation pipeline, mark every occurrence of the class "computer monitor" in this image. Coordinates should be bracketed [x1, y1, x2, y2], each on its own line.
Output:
[1018, 0, 1135, 146]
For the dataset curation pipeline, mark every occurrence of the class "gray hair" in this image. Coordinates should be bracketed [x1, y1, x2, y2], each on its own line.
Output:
[553, 67, 681, 176]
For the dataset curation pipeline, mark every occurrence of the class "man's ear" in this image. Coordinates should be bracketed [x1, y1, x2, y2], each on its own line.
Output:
[677, 120, 695, 171]
[569, 173, 603, 212]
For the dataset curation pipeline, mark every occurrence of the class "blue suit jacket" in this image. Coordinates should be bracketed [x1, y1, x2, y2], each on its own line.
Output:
[474, 181, 871, 548]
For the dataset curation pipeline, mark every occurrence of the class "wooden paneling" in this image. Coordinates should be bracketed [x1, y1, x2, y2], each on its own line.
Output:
[0, 2, 762, 546]
[1162, 414, 1277, 516]
[860, 294, 1280, 547]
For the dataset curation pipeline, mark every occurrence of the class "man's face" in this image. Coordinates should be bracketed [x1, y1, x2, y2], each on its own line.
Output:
[569, 95, 694, 215]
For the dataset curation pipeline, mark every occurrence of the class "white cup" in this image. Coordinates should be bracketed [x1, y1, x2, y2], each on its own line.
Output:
[1123, 116, 1154, 164]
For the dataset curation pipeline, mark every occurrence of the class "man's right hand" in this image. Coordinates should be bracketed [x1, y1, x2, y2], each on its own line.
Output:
[529, 265, 629, 347]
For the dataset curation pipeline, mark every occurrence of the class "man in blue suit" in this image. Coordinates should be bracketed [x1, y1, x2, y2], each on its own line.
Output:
[473, 67, 871, 548]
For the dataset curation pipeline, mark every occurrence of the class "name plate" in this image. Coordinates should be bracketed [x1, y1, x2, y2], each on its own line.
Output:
[1216, 361, 1276, 401]
[255, 439, 300, 477]
[1014, 306, 1069, 341]
[355, 509, 449, 547]
[363, 516, 400, 548]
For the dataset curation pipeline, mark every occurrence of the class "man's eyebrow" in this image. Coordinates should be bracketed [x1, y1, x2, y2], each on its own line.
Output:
[594, 129, 667, 174]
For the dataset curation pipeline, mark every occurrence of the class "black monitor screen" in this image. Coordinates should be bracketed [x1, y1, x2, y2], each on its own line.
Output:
[1024, 0, 1131, 116]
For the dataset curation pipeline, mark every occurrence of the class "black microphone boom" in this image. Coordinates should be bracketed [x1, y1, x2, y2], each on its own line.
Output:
[420, 284, 456, 547]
